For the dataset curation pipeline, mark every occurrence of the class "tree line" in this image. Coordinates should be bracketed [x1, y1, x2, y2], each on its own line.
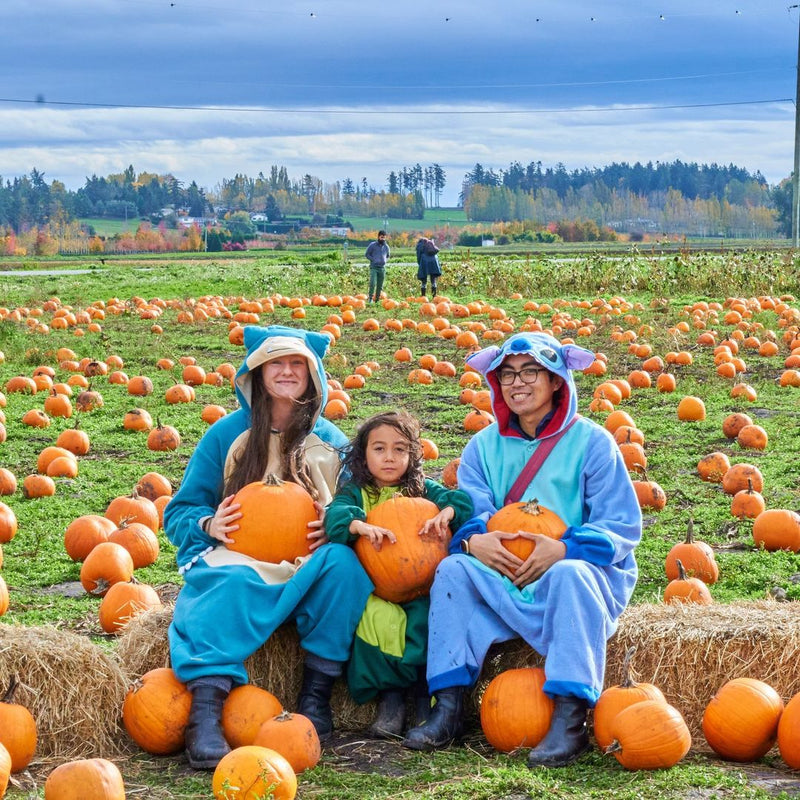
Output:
[0, 159, 792, 239]
[460, 160, 787, 238]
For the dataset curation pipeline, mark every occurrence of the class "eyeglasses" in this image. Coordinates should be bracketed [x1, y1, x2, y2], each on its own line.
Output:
[496, 366, 546, 385]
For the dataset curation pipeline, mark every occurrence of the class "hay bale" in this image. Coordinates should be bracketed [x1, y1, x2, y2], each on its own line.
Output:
[116, 606, 376, 728]
[117, 600, 800, 741]
[0, 623, 129, 759]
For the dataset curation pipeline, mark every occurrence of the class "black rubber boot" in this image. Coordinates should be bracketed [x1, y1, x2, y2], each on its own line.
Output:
[367, 689, 407, 739]
[401, 687, 464, 750]
[185, 685, 231, 770]
[527, 695, 590, 768]
[296, 666, 337, 742]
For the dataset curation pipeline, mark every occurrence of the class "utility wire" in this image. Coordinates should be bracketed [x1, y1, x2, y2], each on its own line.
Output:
[0, 97, 792, 114]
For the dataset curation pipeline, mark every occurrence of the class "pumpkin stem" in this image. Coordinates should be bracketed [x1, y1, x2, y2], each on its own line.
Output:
[274, 709, 293, 721]
[1, 675, 19, 704]
[520, 499, 543, 516]
[264, 474, 285, 487]
[675, 558, 688, 581]
[685, 518, 695, 544]
[604, 740, 622, 755]
[89, 577, 111, 596]
[619, 646, 638, 688]
[746, 478, 754, 495]
[633, 462, 648, 478]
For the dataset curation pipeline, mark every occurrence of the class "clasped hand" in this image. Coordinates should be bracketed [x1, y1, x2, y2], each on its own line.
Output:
[208, 496, 329, 552]
[352, 506, 454, 551]
[467, 529, 566, 588]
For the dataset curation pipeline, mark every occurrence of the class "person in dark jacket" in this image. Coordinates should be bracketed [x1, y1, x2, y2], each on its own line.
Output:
[365, 230, 390, 303]
[415, 237, 441, 298]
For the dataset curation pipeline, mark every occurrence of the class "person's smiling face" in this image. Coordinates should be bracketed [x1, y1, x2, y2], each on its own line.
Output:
[497, 353, 563, 433]
[261, 355, 310, 402]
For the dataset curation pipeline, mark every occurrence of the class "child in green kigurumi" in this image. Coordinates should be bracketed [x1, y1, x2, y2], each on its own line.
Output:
[325, 411, 473, 737]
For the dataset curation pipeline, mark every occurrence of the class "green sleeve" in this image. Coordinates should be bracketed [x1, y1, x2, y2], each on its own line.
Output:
[422, 479, 474, 533]
[325, 482, 366, 544]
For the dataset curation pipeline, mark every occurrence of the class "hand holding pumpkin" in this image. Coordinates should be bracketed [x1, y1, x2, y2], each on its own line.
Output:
[306, 501, 328, 552]
[511, 533, 567, 588]
[419, 506, 454, 541]
[350, 519, 397, 550]
[468, 530, 524, 580]
[207, 494, 241, 544]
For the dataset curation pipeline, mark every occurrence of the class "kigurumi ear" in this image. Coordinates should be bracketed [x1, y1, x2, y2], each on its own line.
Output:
[561, 343, 595, 371]
[466, 346, 501, 375]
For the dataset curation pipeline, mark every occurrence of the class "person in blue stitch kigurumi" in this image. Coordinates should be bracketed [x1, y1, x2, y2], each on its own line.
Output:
[165, 325, 373, 770]
[402, 331, 642, 767]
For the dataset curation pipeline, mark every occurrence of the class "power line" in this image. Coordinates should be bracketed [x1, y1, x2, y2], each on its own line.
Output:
[0, 97, 792, 115]
[159, 67, 791, 93]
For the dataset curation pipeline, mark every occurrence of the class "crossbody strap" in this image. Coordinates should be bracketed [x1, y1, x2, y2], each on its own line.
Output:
[504, 416, 579, 506]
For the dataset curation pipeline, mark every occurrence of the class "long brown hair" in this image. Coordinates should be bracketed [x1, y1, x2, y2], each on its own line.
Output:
[224, 363, 320, 498]
[343, 411, 425, 502]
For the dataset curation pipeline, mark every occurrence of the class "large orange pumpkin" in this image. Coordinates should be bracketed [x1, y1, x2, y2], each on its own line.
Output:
[777, 691, 800, 769]
[63, 514, 116, 561]
[228, 475, 317, 564]
[486, 499, 566, 561]
[212, 746, 297, 800]
[702, 678, 784, 761]
[43, 757, 126, 800]
[354, 496, 449, 604]
[253, 711, 321, 773]
[221, 685, 283, 748]
[0, 502, 17, 544]
[98, 579, 163, 634]
[122, 667, 192, 755]
[105, 489, 159, 533]
[664, 519, 719, 584]
[0, 677, 37, 772]
[479, 667, 553, 752]
[606, 700, 691, 769]
[752, 509, 800, 552]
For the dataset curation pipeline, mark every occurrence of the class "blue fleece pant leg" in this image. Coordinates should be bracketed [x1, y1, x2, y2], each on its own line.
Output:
[292, 544, 374, 661]
[169, 543, 373, 685]
[425, 555, 613, 705]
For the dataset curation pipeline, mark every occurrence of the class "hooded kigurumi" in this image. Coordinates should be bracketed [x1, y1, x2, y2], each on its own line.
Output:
[402, 331, 642, 768]
[164, 325, 373, 769]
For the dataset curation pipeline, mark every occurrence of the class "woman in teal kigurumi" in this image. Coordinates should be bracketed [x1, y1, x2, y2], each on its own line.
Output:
[165, 325, 373, 770]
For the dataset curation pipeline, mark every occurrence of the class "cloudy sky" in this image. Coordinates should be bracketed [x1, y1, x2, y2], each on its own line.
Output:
[0, 0, 796, 205]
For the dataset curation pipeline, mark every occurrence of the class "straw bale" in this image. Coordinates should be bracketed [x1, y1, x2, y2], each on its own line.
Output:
[0, 623, 130, 759]
[116, 600, 800, 741]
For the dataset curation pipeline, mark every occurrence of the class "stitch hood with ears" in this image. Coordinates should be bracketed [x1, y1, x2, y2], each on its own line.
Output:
[234, 324, 333, 424]
[466, 332, 595, 438]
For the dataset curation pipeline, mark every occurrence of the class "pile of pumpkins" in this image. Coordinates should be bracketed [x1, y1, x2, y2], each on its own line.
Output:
[480, 651, 800, 771]
[0, 667, 308, 799]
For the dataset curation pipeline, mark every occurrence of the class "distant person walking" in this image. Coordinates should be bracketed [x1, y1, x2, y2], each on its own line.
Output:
[365, 230, 390, 303]
[416, 237, 441, 299]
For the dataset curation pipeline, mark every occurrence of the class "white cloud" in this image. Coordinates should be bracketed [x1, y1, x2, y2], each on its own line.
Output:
[0, 101, 793, 205]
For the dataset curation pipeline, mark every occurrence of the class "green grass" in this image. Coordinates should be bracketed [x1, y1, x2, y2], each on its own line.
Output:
[1, 249, 800, 797]
[78, 217, 143, 236]
[346, 207, 469, 233]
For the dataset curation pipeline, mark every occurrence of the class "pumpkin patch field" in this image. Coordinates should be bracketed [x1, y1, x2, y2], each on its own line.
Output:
[1, 249, 800, 798]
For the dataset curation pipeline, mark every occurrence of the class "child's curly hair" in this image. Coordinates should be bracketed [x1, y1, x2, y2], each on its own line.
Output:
[343, 410, 425, 500]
